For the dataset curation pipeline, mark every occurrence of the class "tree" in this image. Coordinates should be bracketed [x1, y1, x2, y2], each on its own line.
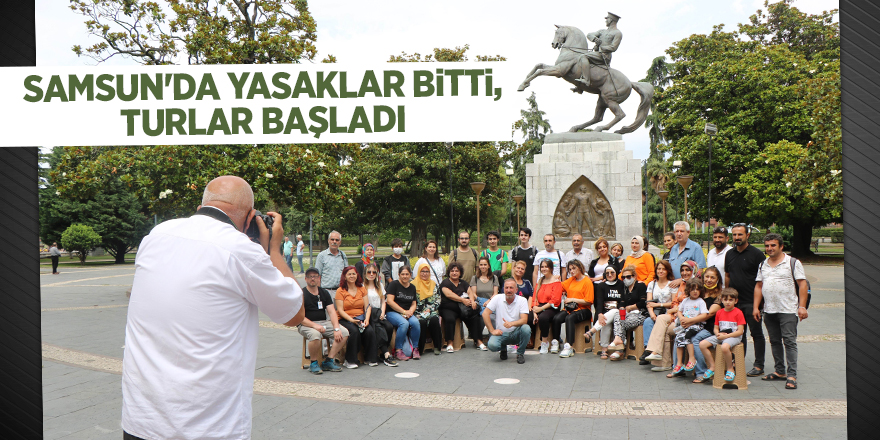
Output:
[51, 145, 359, 222]
[61, 224, 102, 265]
[349, 142, 508, 258]
[507, 92, 552, 229]
[653, 0, 839, 256]
[70, 0, 320, 65]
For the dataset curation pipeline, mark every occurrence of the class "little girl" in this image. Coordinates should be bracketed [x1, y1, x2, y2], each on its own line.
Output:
[672, 277, 709, 375]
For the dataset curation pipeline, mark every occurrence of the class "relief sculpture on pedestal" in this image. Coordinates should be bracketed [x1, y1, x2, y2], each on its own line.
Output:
[552, 176, 616, 239]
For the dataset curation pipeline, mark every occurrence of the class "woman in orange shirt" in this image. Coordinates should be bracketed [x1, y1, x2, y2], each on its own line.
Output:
[554, 259, 594, 358]
[529, 259, 564, 354]
[335, 266, 378, 368]
[623, 236, 655, 284]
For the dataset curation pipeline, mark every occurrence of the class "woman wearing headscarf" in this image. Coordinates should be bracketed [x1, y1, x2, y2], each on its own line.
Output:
[355, 243, 377, 278]
[623, 236, 656, 284]
[584, 264, 626, 359]
[414, 259, 443, 356]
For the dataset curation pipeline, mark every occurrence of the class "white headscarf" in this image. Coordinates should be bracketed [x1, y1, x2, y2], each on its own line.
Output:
[630, 236, 646, 259]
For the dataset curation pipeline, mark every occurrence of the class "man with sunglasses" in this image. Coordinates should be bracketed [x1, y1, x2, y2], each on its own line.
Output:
[707, 227, 732, 287]
[724, 223, 767, 377]
[121, 176, 304, 440]
[315, 231, 348, 290]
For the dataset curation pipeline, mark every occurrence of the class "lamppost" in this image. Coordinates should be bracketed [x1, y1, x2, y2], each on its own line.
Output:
[705, 122, 717, 244]
[677, 175, 693, 224]
[505, 168, 514, 236]
[657, 190, 669, 234]
[513, 195, 524, 232]
[470, 182, 486, 252]
[445, 142, 454, 253]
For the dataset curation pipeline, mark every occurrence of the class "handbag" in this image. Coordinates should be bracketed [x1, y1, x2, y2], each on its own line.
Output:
[459, 301, 479, 319]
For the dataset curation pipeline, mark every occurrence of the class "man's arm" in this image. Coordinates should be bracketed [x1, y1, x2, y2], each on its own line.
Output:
[752, 281, 764, 322]
[510, 312, 528, 328]
[482, 307, 499, 335]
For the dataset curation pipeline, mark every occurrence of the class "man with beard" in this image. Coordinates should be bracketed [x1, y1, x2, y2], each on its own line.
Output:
[724, 224, 767, 377]
[707, 227, 732, 287]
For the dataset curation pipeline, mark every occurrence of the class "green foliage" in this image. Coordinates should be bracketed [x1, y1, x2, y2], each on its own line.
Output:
[51, 145, 359, 221]
[70, 0, 320, 65]
[388, 44, 506, 62]
[507, 92, 552, 228]
[61, 224, 102, 265]
[653, 0, 839, 256]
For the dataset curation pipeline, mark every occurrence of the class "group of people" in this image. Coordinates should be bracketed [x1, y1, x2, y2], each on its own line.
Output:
[119, 176, 813, 440]
[306, 223, 809, 392]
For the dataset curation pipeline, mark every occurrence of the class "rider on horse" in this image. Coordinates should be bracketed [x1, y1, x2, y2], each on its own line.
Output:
[574, 12, 622, 88]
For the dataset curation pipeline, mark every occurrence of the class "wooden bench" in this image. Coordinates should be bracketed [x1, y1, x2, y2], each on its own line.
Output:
[301, 334, 353, 369]
[571, 320, 592, 354]
[423, 318, 465, 351]
[711, 343, 748, 390]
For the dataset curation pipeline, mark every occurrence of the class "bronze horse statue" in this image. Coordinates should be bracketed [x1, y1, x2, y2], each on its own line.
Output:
[517, 25, 653, 134]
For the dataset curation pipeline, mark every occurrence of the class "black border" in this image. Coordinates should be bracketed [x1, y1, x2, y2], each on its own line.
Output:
[841, 0, 880, 437]
[0, 2, 41, 439]
[0, 2, 875, 438]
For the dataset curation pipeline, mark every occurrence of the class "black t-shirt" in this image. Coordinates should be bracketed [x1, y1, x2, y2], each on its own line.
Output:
[594, 280, 626, 322]
[439, 278, 470, 308]
[303, 287, 335, 322]
[724, 244, 765, 309]
[511, 246, 537, 283]
[386, 280, 418, 311]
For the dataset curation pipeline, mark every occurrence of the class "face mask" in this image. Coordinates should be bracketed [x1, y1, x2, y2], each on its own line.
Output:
[705, 282, 717, 290]
[623, 277, 635, 287]
[393, 247, 403, 255]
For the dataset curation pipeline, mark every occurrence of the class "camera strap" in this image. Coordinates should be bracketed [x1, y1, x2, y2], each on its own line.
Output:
[194, 206, 239, 230]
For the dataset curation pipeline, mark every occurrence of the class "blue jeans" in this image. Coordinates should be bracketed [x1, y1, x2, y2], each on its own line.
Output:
[487, 326, 532, 355]
[385, 311, 420, 350]
[284, 254, 293, 271]
[643, 317, 655, 347]
[691, 329, 714, 376]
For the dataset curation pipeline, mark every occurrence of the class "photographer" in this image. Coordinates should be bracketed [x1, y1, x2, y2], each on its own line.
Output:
[121, 176, 304, 440]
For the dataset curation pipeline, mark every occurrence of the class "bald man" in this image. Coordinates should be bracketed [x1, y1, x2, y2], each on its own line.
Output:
[121, 176, 304, 440]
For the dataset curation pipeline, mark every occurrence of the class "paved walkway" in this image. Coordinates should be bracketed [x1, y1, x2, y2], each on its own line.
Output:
[40, 263, 848, 439]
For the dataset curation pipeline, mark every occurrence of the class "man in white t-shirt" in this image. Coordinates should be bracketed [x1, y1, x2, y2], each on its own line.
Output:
[483, 279, 531, 364]
[564, 233, 593, 278]
[707, 226, 732, 287]
[296, 234, 305, 274]
[121, 176, 304, 440]
[753, 233, 808, 389]
[533, 234, 567, 282]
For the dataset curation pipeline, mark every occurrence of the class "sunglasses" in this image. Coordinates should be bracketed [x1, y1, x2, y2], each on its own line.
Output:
[366, 271, 377, 275]
[621, 275, 634, 280]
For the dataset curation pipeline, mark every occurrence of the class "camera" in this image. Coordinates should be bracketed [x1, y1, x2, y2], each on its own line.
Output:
[245, 210, 274, 245]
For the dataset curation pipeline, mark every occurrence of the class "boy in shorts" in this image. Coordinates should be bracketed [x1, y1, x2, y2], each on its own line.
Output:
[698, 288, 746, 382]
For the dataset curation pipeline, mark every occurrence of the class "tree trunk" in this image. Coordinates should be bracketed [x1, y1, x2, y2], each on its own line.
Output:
[359, 233, 364, 255]
[790, 221, 816, 258]
[410, 221, 428, 258]
[112, 243, 128, 264]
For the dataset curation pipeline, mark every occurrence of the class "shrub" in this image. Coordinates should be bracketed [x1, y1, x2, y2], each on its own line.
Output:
[61, 224, 102, 265]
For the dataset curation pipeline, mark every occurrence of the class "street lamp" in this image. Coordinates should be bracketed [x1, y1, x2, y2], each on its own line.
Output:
[513, 195, 524, 232]
[657, 190, 669, 234]
[470, 182, 486, 252]
[677, 175, 693, 223]
[705, 122, 717, 243]
[505, 168, 514, 236]
[445, 142, 454, 253]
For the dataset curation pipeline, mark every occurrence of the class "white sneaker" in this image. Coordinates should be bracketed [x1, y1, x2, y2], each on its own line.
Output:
[559, 344, 574, 358]
[343, 360, 359, 369]
[539, 342, 549, 354]
[479, 343, 488, 351]
[645, 352, 663, 361]
[550, 340, 559, 354]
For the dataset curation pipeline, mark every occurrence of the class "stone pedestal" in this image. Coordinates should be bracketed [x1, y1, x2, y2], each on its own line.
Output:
[525, 132, 643, 252]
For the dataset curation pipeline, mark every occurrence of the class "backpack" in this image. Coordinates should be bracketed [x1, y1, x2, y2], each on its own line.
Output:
[759, 256, 811, 309]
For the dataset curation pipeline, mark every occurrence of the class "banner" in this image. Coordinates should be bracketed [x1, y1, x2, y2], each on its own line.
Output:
[1, 63, 519, 146]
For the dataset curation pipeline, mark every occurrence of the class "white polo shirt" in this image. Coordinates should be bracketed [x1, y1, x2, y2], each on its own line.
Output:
[485, 294, 529, 333]
[707, 244, 732, 286]
[122, 212, 302, 440]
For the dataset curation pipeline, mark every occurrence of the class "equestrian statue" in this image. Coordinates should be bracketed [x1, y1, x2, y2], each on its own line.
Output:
[517, 13, 654, 134]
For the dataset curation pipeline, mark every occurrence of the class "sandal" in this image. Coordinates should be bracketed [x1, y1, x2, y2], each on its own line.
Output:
[762, 372, 786, 381]
[725, 370, 735, 382]
[583, 331, 592, 343]
[666, 369, 685, 379]
[683, 360, 696, 372]
[600, 351, 608, 360]
[609, 351, 622, 361]
[785, 378, 798, 390]
[446, 345, 454, 353]
[671, 365, 683, 374]
[693, 375, 710, 384]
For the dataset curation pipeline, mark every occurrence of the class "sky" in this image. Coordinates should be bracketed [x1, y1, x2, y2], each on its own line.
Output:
[35, 0, 839, 160]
